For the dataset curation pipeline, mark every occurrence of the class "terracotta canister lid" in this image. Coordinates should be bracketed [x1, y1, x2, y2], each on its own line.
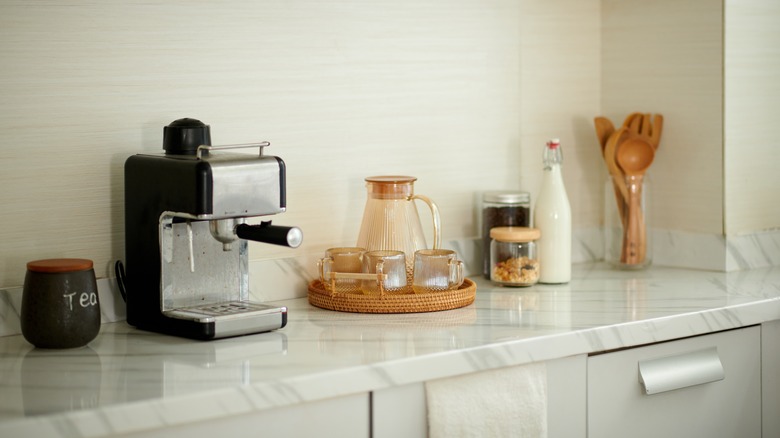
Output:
[26, 258, 94, 273]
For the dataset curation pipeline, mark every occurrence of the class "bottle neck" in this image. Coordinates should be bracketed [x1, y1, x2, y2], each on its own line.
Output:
[543, 143, 563, 170]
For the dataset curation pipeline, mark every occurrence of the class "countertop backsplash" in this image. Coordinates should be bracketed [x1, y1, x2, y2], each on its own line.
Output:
[4, 227, 780, 338]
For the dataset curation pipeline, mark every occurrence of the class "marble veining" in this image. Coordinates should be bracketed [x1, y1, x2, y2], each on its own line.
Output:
[1, 263, 780, 437]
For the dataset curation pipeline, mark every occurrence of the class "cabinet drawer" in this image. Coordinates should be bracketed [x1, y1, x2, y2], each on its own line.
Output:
[587, 326, 760, 438]
[121, 393, 370, 438]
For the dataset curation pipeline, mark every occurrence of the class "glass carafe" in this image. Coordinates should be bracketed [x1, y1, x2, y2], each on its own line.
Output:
[356, 176, 441, 276]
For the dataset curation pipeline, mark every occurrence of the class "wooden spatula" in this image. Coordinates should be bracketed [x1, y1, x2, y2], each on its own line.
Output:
[594, 116, 615, 153]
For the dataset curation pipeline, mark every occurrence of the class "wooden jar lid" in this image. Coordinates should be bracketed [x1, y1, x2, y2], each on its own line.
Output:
[489, 226, 540, 242]
[26, 258, 94, 273]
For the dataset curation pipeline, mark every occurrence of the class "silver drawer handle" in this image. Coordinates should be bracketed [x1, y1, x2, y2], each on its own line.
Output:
[638, 347, 724, 395]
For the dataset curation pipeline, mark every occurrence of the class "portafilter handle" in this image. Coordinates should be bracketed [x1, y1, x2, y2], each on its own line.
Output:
[236, 221, 303, 248]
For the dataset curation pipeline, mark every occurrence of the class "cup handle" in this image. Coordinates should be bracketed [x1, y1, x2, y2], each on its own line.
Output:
[318, 257, 333, 283]
[376, 261, 386, 295]
[449, 260, 464, 289]
[411, 194, 441, 249]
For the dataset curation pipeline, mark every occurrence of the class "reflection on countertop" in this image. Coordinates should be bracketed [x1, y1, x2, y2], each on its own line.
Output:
[1, 262, 780, 436]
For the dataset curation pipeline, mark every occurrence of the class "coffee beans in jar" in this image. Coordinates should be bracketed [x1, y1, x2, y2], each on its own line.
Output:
[481, 191, 530, 278]
[490, 227, 540, 287]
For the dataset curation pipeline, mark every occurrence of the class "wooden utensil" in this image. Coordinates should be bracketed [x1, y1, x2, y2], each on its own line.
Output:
[647, 114, 664, 150]
[622, 112, 662, 262]
[594, 117, 626, 227]
[604, 128, 630, 231]
[623, 112, 643, 130]
[616, 136, 655, 264]
[594, 116, 615, 153]
[627, 113, 664, 151]
[604, 128, 629, 200]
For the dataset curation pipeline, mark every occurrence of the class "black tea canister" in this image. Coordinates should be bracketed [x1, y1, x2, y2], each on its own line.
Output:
[21, 259, 100, 349]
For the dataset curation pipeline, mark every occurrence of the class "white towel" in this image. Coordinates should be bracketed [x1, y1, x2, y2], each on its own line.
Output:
[425, 362, 548, 438]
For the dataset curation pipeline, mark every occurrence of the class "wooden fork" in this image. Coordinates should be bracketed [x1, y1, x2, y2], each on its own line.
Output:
[627, 113, 663, 151]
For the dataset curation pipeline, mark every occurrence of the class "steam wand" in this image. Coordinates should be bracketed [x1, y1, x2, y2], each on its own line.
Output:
[209, 219, 303, 251]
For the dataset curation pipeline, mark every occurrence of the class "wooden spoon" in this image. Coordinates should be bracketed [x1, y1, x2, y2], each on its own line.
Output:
[595, 118, 629, 232]
[604, 128, 629, 229]
[616, 136, 655, 264]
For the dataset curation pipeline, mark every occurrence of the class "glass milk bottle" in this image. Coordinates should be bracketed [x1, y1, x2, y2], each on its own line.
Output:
[533, 138, 571, 283]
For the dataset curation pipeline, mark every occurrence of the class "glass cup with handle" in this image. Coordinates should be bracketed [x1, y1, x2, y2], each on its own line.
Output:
[361, 250, 407, 295]
[318, 247, 366, 292]
[412, 249, 464, 294]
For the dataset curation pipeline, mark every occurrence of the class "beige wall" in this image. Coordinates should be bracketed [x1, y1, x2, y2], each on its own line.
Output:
[0, 0, 600, 288]
[602, 0, 724, 235]
[1, 0, 776, 288]
[602, 0, 780, 239]
[725, 0, 780, 236]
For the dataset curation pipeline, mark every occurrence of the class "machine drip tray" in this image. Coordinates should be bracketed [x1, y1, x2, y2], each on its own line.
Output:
[165, 301, 284, 323]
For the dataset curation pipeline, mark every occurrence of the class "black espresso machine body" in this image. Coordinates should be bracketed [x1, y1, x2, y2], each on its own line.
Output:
[123, 118, 301, 340]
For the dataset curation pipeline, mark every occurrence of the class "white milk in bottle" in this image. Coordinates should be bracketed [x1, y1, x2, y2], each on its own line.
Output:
[533, 138, 571, 283]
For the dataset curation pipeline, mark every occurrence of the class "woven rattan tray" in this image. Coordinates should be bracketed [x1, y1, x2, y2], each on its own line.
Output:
[307, 278, 476, 314]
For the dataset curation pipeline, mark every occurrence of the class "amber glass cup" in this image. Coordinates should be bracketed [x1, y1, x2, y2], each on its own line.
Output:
[318, 247, 366, 292]
[412, 249, 464, 294]
[361, 250, 407, 294]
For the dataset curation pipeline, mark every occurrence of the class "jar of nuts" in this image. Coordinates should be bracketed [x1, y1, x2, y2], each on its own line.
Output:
[489, 227, 540, 287]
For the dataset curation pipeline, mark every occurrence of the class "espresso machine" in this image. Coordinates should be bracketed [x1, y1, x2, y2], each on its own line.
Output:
[123, 118, 302, 340]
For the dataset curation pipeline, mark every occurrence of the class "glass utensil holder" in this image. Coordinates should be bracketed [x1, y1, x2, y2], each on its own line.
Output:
[604, 173, 652, 269]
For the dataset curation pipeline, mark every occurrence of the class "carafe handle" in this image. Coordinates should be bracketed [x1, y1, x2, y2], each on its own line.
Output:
[410, 194, 441, 249]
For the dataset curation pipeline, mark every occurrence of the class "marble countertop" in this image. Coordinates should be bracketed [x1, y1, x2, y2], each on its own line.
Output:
[2, 262, 780, 437]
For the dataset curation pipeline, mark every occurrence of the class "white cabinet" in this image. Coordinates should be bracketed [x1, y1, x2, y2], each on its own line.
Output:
[547, 355, 587, 438]
[372, 326, 771, 437]
[588, 326, 761, 438]
[763, 320, 780, 437]
[122, 393, 370, 438]
[120, 323, 770, 438]
[371, 355, 586, 438]
[372, 382, 427, 438]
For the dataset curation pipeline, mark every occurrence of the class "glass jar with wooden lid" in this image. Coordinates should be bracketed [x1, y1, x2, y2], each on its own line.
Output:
[489, 227, 540, 287]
